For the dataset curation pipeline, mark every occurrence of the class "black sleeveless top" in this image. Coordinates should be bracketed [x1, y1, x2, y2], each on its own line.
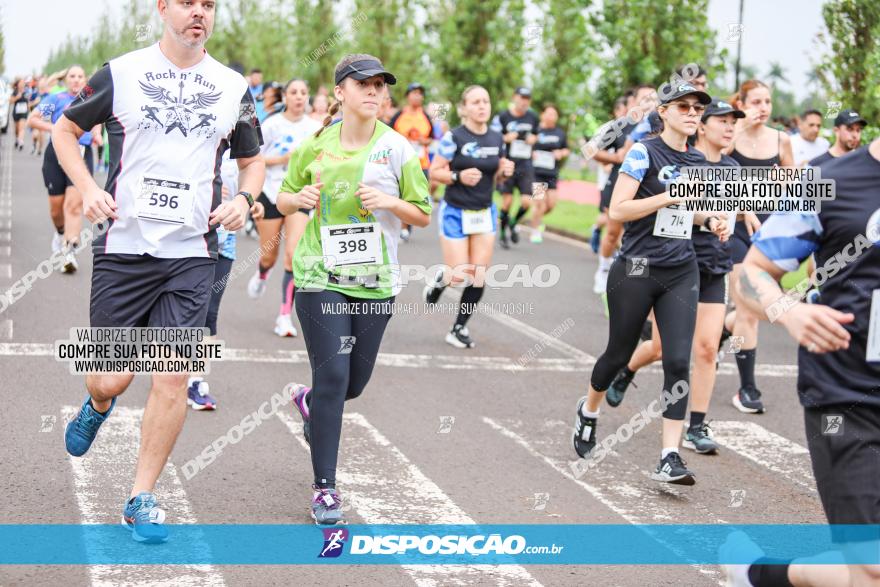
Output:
[730, 129, 782, 232]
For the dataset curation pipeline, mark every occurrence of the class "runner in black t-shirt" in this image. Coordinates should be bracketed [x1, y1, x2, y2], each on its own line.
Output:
[490, 87, 539, 249]
[808, 109, 867, 167]
[571, 83, 724, 486]
[730, 138, 880, 587]
[425, 85, 514, 348]
[528, 104, 569, 243]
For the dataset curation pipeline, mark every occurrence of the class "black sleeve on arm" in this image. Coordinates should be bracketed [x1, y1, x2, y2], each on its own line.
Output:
[64, 65, 114, 131]
[230, 89, 264, 158]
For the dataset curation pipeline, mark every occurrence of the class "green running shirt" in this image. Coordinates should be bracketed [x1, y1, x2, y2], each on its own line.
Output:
[281, 120, 432, 299]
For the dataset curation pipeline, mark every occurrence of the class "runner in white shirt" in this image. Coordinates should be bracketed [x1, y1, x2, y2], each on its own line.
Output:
[789, 109, 830, 167]
[52, 0, 265, 544]
[245, 78, 321, 338]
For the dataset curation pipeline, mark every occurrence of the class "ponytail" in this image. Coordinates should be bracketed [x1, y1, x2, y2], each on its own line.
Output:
[315, 99, 341, 137]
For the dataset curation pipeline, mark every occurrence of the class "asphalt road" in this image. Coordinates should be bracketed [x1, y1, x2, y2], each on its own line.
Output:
[0, 132, 825, 586]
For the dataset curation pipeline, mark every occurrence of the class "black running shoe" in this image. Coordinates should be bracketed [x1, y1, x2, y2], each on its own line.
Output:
[572, 397, 598, 458]
[499, 229, 510, 250]
[651, 451, 696, 485]
[683, 422, 719, 455]
[605, 368, 636, 408]
[510, 224, 520, 244]
[732, 386, 765, 414]
[423, 269, 445, 304]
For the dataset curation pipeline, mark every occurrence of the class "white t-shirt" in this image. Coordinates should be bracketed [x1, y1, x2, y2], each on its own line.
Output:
[64, 42, 263, 259]
[790, 133, 830, 167]
[259, 113, 321, 203]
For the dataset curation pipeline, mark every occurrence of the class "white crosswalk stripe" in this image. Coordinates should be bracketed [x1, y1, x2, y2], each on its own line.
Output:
[62, 405, 225, 587]
[276, 410, 542, 586]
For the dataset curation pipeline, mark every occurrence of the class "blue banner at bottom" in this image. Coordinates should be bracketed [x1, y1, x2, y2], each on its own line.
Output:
[0, 525, 878, 565]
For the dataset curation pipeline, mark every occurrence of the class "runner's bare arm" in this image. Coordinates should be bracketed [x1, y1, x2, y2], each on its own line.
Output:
[608, 173, 674, 222]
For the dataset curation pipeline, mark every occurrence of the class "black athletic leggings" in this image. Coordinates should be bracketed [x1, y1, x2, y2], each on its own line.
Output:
[295, 289, 394, 486]
[205, 255, 233, 336]
[590, 257, 699, 420]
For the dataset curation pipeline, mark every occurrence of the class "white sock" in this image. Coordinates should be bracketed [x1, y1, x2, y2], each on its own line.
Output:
[599, 256, 612, 270]
[661, 447, 678, 459]
[580, 403, 600, 419]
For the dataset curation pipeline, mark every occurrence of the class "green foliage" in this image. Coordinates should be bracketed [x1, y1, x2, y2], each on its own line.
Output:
[530, 0, 597, 134]
[815, 0, 880, 123]
[591, 0, 723, 113]
[427, 0, 526, 123]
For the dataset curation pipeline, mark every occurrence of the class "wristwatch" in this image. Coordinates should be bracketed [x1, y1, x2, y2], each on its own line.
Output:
[451, 171, 459, 184]
[236, 191, 255, 207]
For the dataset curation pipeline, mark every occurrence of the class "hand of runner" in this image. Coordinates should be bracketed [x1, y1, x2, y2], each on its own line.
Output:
[708, 216, 730, 242]
[251, 201, 265, 221]
[459, 168, 483, 186]
[209, 194, 250, 231]
[503, 131, 518, 143]
[525, 133, 538, 145]
[285, 182, 323, 211]
[777, 302, 854, 353]
[743, 212, 761, 236]
[356, 183, 396, 211]
[499, 159, 514, 177]
[83, 185, 118, 223]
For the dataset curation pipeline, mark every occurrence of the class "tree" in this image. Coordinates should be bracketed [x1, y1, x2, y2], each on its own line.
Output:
[591, 0, 723, 113]
[530, 0, 597, 134]
[766, 61, 787, 87]
[350, 0, 432, 104]
[815, 0, 880, 123]
[427, 0, 526, 122]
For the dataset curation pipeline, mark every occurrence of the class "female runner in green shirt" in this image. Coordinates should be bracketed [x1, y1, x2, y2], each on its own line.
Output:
[276, 54, 431, 525]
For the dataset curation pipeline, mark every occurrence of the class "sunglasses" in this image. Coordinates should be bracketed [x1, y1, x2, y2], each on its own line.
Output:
[669, 101, 706, 115]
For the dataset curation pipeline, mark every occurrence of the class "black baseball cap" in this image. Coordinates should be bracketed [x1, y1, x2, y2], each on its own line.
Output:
[701, 98, 746, 122]
[515, 86, 532, 98]
[335, 59, 397, 86]
[406, 82, 424, 95]
[834, 109, 867, 127]
[659, 82, 712, 106]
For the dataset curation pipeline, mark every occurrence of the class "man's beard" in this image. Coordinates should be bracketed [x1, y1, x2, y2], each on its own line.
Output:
[170, 23, 211, 49]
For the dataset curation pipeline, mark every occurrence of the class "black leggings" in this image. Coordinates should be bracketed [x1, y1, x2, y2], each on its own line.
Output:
[295, 289, 394, 486]
[205, 255, 233, 336]
[590, 257, 699, 420]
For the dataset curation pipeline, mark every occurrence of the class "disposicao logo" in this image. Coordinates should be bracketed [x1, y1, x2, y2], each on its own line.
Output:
[318, 528, 348, 558]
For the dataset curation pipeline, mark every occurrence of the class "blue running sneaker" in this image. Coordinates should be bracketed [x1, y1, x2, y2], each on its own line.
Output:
[187, 378, 217, 411]
[590, 225, 601, 254]
[122, 492, 168, 544]
[292, 384, 311, 445]
[311, 485, 345, 525]
[65, 396, 116, 457]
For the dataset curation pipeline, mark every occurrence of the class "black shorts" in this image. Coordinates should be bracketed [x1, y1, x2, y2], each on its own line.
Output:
[698, 271, 728, 304]
[42, 141, 94, 196]
[90, 254, 215, 328]
[12, 112, 28, 122]
[534, 175, 558, 190]
[730, 233, 750, 264]
[599, 184, 613, 213]
[805, 405, 880, 542]
[257, 192, 283, 220]
[500, 165, 535, 196]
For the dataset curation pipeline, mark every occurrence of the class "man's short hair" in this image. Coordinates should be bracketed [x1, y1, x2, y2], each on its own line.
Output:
[250, 68, 262, 75]
[802, 109, 822, 119]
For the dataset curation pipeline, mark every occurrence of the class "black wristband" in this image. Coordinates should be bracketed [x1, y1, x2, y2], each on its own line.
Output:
[451, 171, 459, 184]
[236, 191, 255, 207]
[703, 216, 716, 230]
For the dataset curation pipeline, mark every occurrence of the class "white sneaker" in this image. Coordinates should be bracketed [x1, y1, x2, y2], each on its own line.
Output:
[51, 233, 64, 254]
[530, 230, 543, 244]
[61, 244, 78, 274]
[247, 270, 269, 298]
[720, 531, 764, 587]
[274, 314, 298, 337]
[400, 228, 411, 242]
[592, 266, 609, 294]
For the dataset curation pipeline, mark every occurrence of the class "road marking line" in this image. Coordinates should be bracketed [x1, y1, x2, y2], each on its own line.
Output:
[61, 405, 225, 586]
[483, 417, 724, 583]
[277, 410, 542, 586]
[711, 420, 816, 494]
[0, 343, 800, 378]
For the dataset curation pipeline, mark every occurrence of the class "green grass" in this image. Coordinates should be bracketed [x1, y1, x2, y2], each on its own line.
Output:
[781, 261, 809, 291]
[491, 193, 600, 240]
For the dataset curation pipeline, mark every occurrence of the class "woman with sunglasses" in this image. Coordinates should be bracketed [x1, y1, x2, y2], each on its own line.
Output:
[571, 84, 727, 485]
[276, 54, 431, 524]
